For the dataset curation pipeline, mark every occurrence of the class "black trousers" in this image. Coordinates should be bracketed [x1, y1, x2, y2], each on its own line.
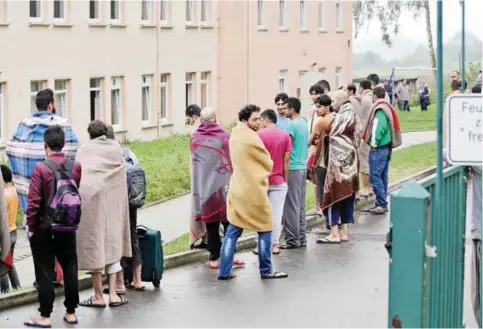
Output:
[206, 221, 229, 261]
[121, 206, 143, 284]
[315, 166, 327, 206]
[30, 229, 79, 318]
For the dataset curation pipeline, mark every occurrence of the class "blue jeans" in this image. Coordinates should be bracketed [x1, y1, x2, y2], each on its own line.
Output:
[218, 224, 272, 278]
[369, 146, 392, 207]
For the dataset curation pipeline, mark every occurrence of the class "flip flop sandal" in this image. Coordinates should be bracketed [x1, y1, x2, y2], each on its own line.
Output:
[261, 270, 289, 280]
[206, 261, 220, 269]
[79, 296, 106, 308]
[127, 284, 145, 292]
[316, 237, 341, 244]
[341, 239, 350, 243]
[24, 317, 52, 328]
[272, 247, 281, 255]
[63, 315, 78, 325]
[232, 259, 246, 267]
[252, 248, 259, 255]
[109, 295, 129, 308]
[279, 243, 299, 250]
[217, 273, 236, 280]
[102, 288, 126, 295]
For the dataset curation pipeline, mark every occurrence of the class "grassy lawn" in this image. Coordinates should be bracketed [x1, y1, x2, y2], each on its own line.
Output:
[305, 141, 436, 209]
[398, 104, 436, 132]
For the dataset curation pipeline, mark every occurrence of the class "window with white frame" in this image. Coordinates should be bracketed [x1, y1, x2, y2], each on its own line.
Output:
[89, 0, 99, 20]
[160, 0, 168, 23]
[200, 72, 210, 109]
[110, 0, 121, 21]
[0, 0, 8, 21]
[54, 79, 69, 118]
[141, 75, 151, 122]
[335, 67, 343, 90]
[300, 0, 306, 30]
[336, 1, 343, 31]
[160, 74, 170, 120]
[319, 67, 327, 76]
[318, 1, 325, 30]
[185, 73, 196, 108]
[30, 80, 47, 113]
[90, 78, 103, 121]
[279, 0, 286, 28]
[29, 0, 42, 20]
[141, 0, 150, 22]
[53, 0, 65, 21]
[257, 0, 264, 27]
[201, 0, 209, 24]
[0, 84, 4, 141]
[279, 70, 287, 93]
[186, 0, 194, 24]
[110, 77, 122, 127]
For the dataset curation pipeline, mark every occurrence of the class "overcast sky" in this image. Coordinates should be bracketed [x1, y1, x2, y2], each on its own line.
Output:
[354, 0, 483, 44]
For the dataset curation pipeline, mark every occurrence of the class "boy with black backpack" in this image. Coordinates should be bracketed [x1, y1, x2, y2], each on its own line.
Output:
[24, 125, 81, 328]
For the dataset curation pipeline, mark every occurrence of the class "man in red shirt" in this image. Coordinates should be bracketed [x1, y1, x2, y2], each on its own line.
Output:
[24, 125, 81, 328]
[256, 109, 292, 254]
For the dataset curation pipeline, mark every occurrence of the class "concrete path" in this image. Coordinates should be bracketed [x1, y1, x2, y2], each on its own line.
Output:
[395, 130, 436, 150]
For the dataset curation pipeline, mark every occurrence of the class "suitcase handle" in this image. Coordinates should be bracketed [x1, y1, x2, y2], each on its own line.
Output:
[136, 225, 149, 238]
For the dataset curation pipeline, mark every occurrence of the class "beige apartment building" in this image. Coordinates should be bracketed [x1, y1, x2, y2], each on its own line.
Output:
[0, 0, 352, 143]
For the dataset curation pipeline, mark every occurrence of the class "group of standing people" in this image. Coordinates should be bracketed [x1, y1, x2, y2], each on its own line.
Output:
[186, 73, 402, 279]
[0, 89, 147, 327]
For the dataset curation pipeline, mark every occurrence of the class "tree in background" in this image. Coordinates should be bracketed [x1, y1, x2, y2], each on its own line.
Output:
[353, 1, 436, 79]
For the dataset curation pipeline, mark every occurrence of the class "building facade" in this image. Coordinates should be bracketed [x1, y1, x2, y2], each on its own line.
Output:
[0, 0, 352, 143]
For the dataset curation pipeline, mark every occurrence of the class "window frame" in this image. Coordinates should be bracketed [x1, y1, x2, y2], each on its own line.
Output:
[141, 75, 152, 124]
[279, 70, 287, 93]
[160, 0, 168, 24]
[30, 80, 48, 113]
[186, 0, 194, 25]
[141, 0, 151, 23]
[336, 1, 343, 31]
[53, 0, 66, 22]
[335, 67, 343, 90]
[299, 0, 306, 31]
[318, 1, 325, 31]
[0, 0, 8, 22]
[54, 79, 69, 119]
[185, 72, 196, 109]
[200, 72, 210, 109]
[90, 77, 103, 121]
[200, 0, 209, 25]
[29, 0, 43, 22]
[279, 0, 287, 29]
[110, 77, 123, 129]
[89, 0, 100, 22]
[159, 74, 170, 122]
[257, 0, 264, 28]
[110, 0, 122, 24]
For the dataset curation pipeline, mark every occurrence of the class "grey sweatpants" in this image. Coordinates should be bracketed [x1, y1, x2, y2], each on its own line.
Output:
[282, 170, 307, 246]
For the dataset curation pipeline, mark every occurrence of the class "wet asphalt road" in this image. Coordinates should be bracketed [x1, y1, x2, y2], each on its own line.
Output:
[1, 211, 392, 328]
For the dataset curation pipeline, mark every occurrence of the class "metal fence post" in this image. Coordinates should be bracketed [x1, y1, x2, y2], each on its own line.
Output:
[388, 181, 431, 328]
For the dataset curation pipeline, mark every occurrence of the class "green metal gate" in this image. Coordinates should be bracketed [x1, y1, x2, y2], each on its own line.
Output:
[387, 165, 468, 328]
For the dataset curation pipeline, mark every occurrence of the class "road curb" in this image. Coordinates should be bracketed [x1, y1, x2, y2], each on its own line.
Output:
[0, 166, 435, 311]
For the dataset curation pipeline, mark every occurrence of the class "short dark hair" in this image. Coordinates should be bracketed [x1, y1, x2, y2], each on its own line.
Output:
[238, 104, 261, 122]
[472, 86, 482, 94]
[87, 120, 108, 140]
[367, 73, 380, 86]
[347, 84, 357, 94]
[274, 93, 289, 104]
[451, 80, 461, 91]
[106, 125, 115, 140]
[314, 94, 332, 107]
[35, 89, 54, 111]
[1, 165, 12, 184]
[373, 86, 386, 99]
[185, 104, 201, 118]
[261, 109, 277, 124]
[286, 97, 301, 114]
[360, 80, 372, 90]
[44, 125, 65, 152]
[309, 83, 324, 95]
[316, 79, 331, 92]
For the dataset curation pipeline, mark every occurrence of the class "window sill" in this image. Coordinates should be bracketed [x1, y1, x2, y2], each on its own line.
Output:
[114, 127, 128, 134]
[141, 122, 157, 130]
[185, 24, 199, 29]
[200, 24, 214, 30]
[29, 21, 50, 27]
[300, 29, 309, 33]
[257, 26, 268, 32]
[110, 23, 127, 28]
[160, 121, 173, 127]
[0, 21, 11, 27]
[140, 22, 157, 28]
[318, 28, 328, 33]
[336, 29, 344, 33]
[279, 27, 289, 32]
[89, 22, 108, 27]
[53, 22, 73, 28]
[160, 24, 174, 30]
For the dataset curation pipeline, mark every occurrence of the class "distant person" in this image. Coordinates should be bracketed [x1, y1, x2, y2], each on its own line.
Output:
[450, 71, 468, 91]
[77, 120, 130, 308]
[281, 98, 309, 249]
[362, 86, 402, 215]
[317, 90, 360, 244]
[256, 109, 292, 255]
[472, 86, 481, 94]
[358, 80, 374, 198]
[418, 82, 430, 111]
[347, 84, 363, 122]
[23, 125, 81, 327]
[0, 165, 20, 294]
[451, 80, 462, 93]
[367, 73, 391, 103]
[384, 80, 394, 106]
[274, 93, 290, 131]
[185, 104, 202, 127]
[475, 70, 482, 88]
[396, 79, 410, 111]
[218, 105, 287, 280]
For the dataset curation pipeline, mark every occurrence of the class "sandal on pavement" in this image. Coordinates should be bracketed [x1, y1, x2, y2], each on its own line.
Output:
[261, 270, 288, 280]
[272, 246, 281, 255]
[206, 261, 219, 269]
[217, 273, 236, 280]
[63, 315, 78, 325]
[341, 239, 349, 243]
[233, 259, 246, 267]
[279, 243, 299, 250]
[79, 296, 106, 308]
[369, 206, 386, 215]
[24, 317, 52, 328]
[316, 236, 341, 244]
[109, 295, 129, 308]
[102, 288, 126, 295]
[126, 284, 145, 292]
[252, 248, 259, 255]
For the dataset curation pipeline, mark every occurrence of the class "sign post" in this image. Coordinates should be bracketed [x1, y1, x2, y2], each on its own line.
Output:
[445, 94, 483, 166]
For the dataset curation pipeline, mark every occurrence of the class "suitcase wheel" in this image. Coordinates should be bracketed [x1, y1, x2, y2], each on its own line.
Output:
[153, 278, 161, 288]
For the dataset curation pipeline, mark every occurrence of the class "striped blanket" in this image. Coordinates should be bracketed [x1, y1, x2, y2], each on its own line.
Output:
[5, 112, 79, 218]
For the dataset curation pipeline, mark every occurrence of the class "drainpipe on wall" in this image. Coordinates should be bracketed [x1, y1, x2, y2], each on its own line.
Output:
[245, 0, 250, 104]
[156, 1, 161, 138]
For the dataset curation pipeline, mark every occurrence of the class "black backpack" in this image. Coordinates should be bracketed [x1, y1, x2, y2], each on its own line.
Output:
[123, 149, 146, 208]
